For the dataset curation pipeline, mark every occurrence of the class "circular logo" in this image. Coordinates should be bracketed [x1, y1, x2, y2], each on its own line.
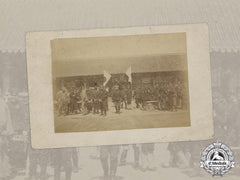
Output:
[200, 142, 235, 176]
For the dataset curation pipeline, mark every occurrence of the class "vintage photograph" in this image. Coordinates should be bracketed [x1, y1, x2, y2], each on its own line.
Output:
[26, 24, 213, 148]
[51, 33, 190, 133]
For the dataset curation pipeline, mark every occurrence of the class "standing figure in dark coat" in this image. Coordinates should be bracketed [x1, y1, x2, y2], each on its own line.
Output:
[126, 87, 132, 106]
[99, 87, 108, 116]
[93, 87, 100, 114]
[134, 87, 142, 108]
[69, 89, 78, 114]
[112, 86, 122, 113]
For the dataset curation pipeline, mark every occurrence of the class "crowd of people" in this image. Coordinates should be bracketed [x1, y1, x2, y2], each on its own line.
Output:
[55, 86, 110, 116]
[1, 88, 240, 180]
[55, 78, 185, 116]
[133, 81, 184, 111]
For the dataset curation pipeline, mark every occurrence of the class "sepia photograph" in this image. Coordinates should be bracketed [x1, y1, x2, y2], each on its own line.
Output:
[26, 24, 213, 148]
[51, 33, 190, 133]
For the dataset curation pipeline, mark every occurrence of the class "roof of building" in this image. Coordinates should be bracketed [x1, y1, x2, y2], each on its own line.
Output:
[53, 54, 187, 77]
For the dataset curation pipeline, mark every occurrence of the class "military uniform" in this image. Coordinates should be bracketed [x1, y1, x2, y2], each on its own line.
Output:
[93, 88, 100, 114]
[85, 89, 93, 113]
[99, 88, 108, 116]
[134, 88, 142, 108]
[56, 90, 64, 115]
[127, 88, 132, 105]
[112, 88, 122, 113]
[69, 90, 78, 114]
[121, 88, 128, 109]
[64, 91, 70, 115]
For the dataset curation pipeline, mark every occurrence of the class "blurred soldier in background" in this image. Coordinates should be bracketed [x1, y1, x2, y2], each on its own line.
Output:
[52, 148, 75, 180]
[132, 144, 140, 168]
[27, 147, 49, 180]
[119, 145, 129, 165]
[0, 88, 13, 180]
[141, 143, 156, 171]
[119, 144, 140, 168]
[100, 145, 120, 180]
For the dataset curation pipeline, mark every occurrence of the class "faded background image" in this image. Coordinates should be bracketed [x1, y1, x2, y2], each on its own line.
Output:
[1, 0, 240, 179]
[51, 34, 190, 133]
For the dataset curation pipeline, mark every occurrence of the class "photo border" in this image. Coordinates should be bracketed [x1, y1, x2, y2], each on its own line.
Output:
[26, 24, 213, 149]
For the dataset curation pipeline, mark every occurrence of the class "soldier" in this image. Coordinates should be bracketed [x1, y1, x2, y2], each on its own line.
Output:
[112, 85, 122, 113]
[126, 86, 132, 107]
[99, 86, 108, 116]
[121, 87, 128, 109]
[93, 87, 100, 114]
[27, 147, 49, 180]
[51, 148, 73, 180]
[69, 89, 78, 114]
[100, 145, 120, 180]
[62, 89, 70, 115]
[134, 87, 142, 108]
[176, 82, 183, 109]
[119, 144, 140, 168]
[141, 143, 156, 171]
[119, 145, 129, 165]
[85, 88, 93, 114]
[75, 88, 82, 113]
[56, 89, 64, 115]
[172, 90, 177, 111]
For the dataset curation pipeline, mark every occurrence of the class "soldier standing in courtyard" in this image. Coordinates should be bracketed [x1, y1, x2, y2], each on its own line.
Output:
[121, 86, 128, 109]
[99, 86, 108, 116]
[56, 89, 64, 115]
[69, 89, 78, 114]
[126, 85, 132, 108]
[134, 87, 142, 108]
[112, 85, 122, 113]
[93, 87, 100, 114]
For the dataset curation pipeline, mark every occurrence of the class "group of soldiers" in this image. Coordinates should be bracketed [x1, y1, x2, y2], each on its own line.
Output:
[84, 86, 109, 116]
[134, 81, 183, 111]
[55, 80, 184, 116]
[55, 86, 109, 116]
[55, 84, 133, 116]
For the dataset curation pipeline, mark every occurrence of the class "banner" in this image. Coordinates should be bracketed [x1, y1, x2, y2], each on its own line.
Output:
[103, 70, 111, 86]
[126, 66, 132, 83]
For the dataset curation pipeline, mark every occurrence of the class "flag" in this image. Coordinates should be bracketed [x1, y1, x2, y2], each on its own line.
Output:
[126, 66, 132, 83]
[103, 70, 111, 86]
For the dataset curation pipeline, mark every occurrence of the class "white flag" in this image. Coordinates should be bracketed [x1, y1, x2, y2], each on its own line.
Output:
[103, 70, 111, 86]
[126, 66, 132, 83]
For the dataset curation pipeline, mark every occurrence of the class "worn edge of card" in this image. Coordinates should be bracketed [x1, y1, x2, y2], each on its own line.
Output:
[26, 24, 213, 149]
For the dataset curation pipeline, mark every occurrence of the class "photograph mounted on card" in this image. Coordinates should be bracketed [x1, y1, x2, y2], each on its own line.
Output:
[26, 24, 213, 148]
